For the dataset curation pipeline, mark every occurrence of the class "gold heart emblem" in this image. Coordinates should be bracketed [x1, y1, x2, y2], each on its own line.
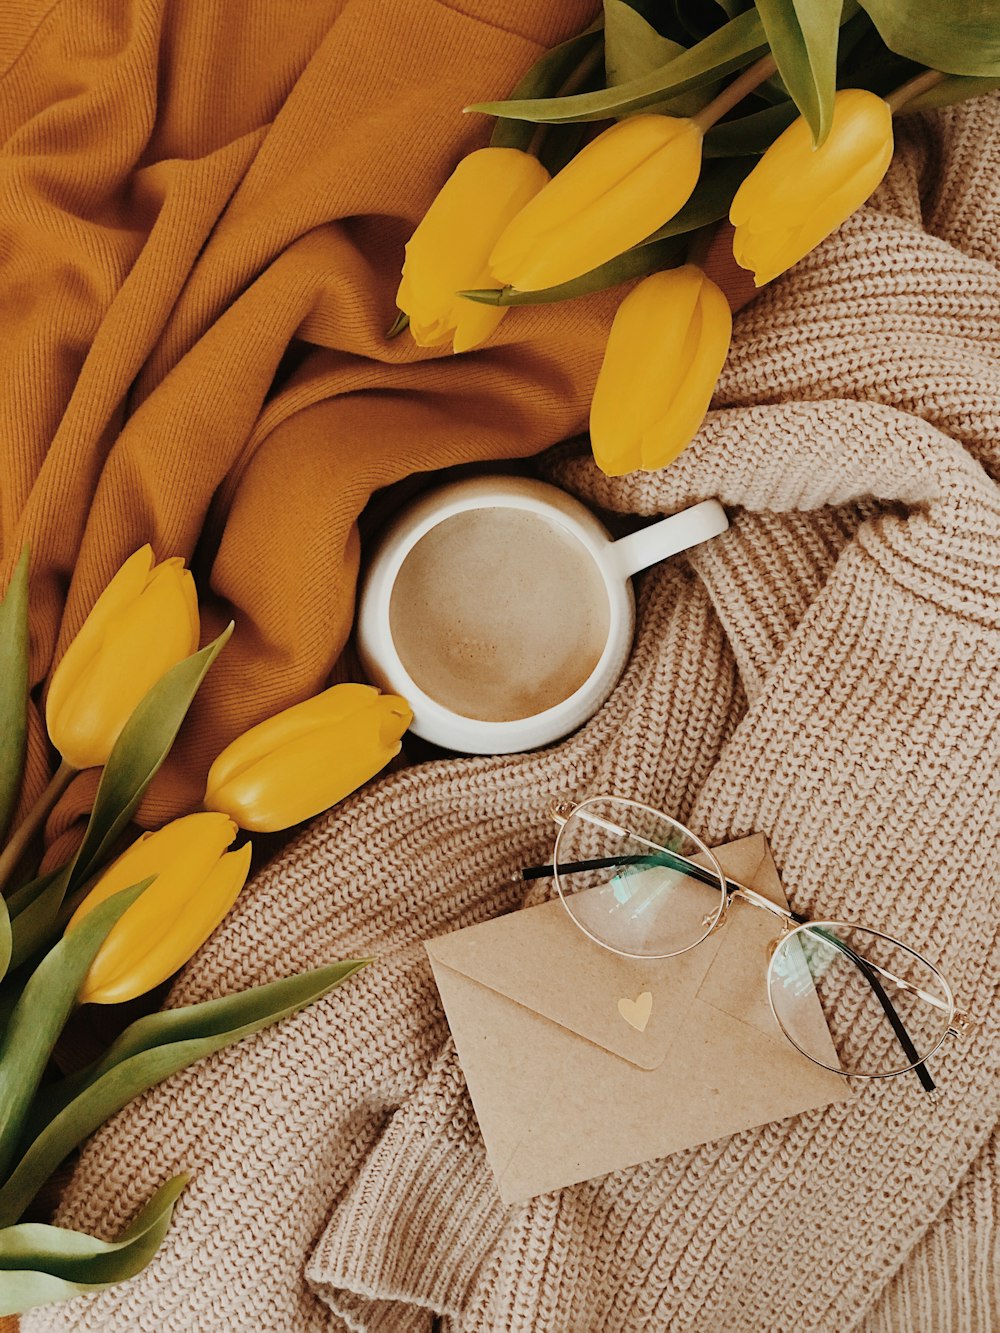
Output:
[617, 991, 653, 1033]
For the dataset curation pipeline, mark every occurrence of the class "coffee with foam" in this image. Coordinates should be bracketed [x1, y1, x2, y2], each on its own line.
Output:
[388, 507, 610, 724]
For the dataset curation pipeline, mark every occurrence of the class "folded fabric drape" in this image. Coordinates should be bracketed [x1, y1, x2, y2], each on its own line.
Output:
[0, 0, 609, 856]
[23, 82, 1000, 1333]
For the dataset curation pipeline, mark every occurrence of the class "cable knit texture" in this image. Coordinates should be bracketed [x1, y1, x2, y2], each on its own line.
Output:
[12, 27, 1000, 1333]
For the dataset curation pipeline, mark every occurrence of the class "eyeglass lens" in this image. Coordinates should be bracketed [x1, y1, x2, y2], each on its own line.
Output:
[553, 797, 727, 958]
[768, 922, 953, 1077]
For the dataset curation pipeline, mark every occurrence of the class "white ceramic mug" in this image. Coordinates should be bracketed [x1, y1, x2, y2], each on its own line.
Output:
[356, 475, 728, 754]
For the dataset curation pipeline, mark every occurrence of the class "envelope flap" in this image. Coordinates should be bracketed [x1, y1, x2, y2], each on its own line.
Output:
[426, 834, 773, 1071]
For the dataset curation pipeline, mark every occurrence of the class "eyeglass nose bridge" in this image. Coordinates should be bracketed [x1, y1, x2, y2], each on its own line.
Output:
[765, 919, 799, 961]
[701, 895, 731, 936]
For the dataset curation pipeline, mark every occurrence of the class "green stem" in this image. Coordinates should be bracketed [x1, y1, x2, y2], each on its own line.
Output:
[885, 68, 945, 113]
[0, 761, 76, 897]
[692, 53, 778, 133]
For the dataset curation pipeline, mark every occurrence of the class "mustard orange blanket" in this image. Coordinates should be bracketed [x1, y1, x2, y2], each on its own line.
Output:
[0, 0, 609, 854]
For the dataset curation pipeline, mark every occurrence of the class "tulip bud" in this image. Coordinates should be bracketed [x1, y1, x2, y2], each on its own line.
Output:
[69, 812, 250, 1005]
[489, 115, 703, 292]
[397, 147, 550, 353]
[730, 88, 894, 287]
[590, 266, 732, 477]
[45, 546, 199, 770]
[204, 684, 412, 833]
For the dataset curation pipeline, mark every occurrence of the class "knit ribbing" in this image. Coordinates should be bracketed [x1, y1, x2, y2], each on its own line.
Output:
[861, 1129, 999, 1333]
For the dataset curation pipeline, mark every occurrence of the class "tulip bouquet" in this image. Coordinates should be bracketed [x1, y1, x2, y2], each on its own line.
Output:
[0, 547, 410, 1314]
[395, 0, 1000, 475]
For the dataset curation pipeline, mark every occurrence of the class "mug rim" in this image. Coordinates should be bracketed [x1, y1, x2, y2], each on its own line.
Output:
[356, 476, 635, 752]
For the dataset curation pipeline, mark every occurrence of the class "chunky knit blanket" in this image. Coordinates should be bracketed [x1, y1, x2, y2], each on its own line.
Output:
[24, 57, 1000, 1333]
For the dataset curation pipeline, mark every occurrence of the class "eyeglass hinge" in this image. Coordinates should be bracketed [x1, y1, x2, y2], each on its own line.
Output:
[548, 800, 575, 826]
[947, 1011, 978, 1041]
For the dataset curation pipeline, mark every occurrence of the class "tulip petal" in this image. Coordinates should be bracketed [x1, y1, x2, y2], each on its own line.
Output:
[70, 814, 238, 1000]
[490, 116, 679, 276]
[408, 317, 452, 348]
[45, 547, 153, 750]
[730, 89, 893, 285]
[591, 266, 729, 476]
[503, 116, 683, 228]
[396, 147, 550, 353]
[166, 559, 200, 658]
[739, 131, 894, 284]
[641, 278, 731, 469]
[590, 270, 702, 469]
[80, 843, 252, 1005]
[47, 554, 200, 770]
[490, 116, 703, 291]
[207, 695, 411, 832]
[69, 813, 238, 927]
[54, 573, 198, 769]
[451, 301, 506, 354]
[205, 684, 382, 799]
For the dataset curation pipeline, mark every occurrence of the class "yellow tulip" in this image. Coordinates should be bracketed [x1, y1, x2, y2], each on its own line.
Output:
[69, 812, 250, 1005]
[46, 545, 199, 770]
[730, 88, 894, 286]
[590, 265, 732, 477]
[204, 684, 412, 833]
[397, 147, 550, 353]
[489, 115, 703, 292]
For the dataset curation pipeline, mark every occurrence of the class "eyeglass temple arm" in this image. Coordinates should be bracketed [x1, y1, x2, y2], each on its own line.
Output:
[805, 928, 935, 1092]
[520, 853, 936, 1093]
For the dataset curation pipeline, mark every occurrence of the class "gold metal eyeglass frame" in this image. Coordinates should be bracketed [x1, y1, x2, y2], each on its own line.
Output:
[519, 796, 976, 1095]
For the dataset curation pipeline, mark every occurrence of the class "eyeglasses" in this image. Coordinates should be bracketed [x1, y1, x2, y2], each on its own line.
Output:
[520, 796, 975, 1094]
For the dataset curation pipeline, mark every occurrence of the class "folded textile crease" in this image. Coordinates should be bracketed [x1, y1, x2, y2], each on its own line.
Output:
[0, 0, 609, 850]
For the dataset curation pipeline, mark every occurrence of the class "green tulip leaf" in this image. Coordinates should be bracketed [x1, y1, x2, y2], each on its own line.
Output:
[471, 7, 769, 123]
[69, 623, 233, 891]
[0, 548, 30, 846]
[903, 72, 1000, 110]
[0, 969, 29, 1050]
[755, 0, 844, 144]
[0, 878, 152, 1183]
[703, 100, 798, 154]
[385, 310, 409, 338]
[4, 867, 61, 924]
[5, 867, 71, 973]
[857, 0, 1000, 77]
[0, 960, 369, 1225]
[461, 235, 685, 306]
[490, 19, 605, 150]
[605, 1, 685, 83]
[604, 0, 717, 114]
[0, 1173, 188, 1315]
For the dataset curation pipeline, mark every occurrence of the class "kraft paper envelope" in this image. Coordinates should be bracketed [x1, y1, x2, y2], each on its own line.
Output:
[426, 833, 851, 1205]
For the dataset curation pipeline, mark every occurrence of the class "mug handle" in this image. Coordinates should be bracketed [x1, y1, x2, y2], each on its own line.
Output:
[607, 499, 729, 580]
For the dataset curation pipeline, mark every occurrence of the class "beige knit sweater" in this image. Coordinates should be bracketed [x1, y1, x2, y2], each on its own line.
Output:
[26, 97, 1000, 1333]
